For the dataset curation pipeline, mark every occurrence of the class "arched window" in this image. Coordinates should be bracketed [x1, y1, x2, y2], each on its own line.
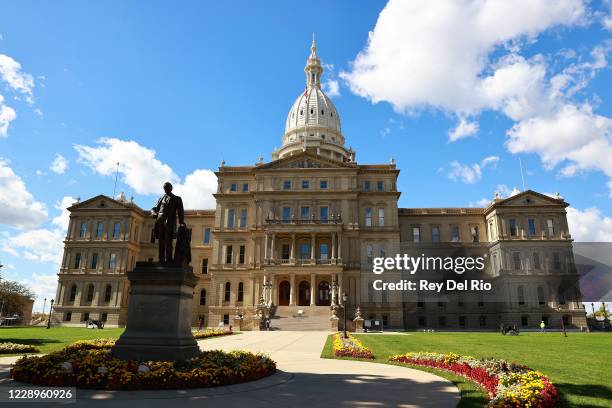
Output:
[104, 284, 112, 303]
[86, 284, 94, 302]
[224, 282, 231, 302]
[238, 282, 244, 302]
[200, 289, 207, 306]
[69, 284, 77, 302]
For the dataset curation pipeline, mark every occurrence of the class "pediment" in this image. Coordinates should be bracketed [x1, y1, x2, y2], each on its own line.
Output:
[69, 195, 131, 211]
[259, 152, 355, 170]
[495, 190, 566, 208]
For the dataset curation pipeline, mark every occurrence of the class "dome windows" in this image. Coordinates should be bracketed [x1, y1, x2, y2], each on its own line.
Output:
[321, 109, 324, 115]
[310, 108, 314, 114]
[300, 109, 303, 115]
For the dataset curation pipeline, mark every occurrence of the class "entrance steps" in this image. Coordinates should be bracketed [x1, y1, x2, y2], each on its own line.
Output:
[270, 306, 332, 331]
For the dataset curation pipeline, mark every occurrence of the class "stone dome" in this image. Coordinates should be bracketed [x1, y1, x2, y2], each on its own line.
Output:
[273, 35, 352, 162]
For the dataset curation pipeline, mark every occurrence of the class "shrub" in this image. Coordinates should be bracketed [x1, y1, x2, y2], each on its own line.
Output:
[0, 342, 40, 354]
[192, 329, 233, 339]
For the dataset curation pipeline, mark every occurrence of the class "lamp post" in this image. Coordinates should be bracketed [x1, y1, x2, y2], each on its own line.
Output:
[46, 299, 54, 329]
[42, 298, 47, 316]
[342, 292, 348, 338]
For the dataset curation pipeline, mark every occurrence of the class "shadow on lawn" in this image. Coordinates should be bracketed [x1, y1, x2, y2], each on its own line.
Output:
[1, 338, 61, 346]
[556, 382, 612, 408]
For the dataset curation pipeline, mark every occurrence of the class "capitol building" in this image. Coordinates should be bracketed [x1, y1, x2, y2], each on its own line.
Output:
[51, 39, 587, 331]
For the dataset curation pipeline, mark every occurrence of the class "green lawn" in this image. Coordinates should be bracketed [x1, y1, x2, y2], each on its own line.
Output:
[0, 326, 124, 356]
[322, 332, 612, 408]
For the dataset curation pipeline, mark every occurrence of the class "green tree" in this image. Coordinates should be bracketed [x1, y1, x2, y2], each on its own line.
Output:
[0, 280, 35, 318]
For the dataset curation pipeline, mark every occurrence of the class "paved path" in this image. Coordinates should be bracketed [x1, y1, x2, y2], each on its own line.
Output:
[0, 331, 459, 407]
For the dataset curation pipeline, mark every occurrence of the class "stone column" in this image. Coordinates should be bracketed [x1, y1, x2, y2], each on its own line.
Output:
[338, 233, 342, 260]
[310, 273, 316, 306]
[290, 273, 296, 306]
[218, 282, 224, 306]
[271, 234, 276, 261]
[270, 275, 276, 305]
[331, 232, 336, 260]
[311, 233, 316, 262]
[264, 233, 269, 260]
[290, 233, 295, 262]
[338, 273, 343, 305]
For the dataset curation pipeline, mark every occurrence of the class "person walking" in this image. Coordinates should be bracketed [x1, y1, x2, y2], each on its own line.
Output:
[540, 320, 546, 333]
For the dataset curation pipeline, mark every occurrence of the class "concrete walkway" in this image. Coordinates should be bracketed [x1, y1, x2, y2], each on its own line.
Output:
[0, 331, 459, 407]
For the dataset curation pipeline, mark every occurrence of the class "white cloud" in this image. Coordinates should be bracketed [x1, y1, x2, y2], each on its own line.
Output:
[0, 158, 47, 228]
[602, 0, 612, 31]
[0, 95, 16, 138]
[52, 196, 77, 231]
[50, 154, 68, 174]
[495, 183, 521, 197]
[448, 116, 479, 141]
[2, 228, 64, 264]
[24, 273, 58, 311]
[75, 138, 179, 195]
[340, 0, 586, 115]
[567, 207, 612, 241]
[174, 169, 217, 209]
[75, 138, 217, 208]
[448, 155, 499, 184]
[0, 54, 35, 104]
[323, 79, 340, 97]
[506, 103, 612, 195]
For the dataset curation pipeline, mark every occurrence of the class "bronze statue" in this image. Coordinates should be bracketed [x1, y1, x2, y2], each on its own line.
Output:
[152, 182, 187, 264]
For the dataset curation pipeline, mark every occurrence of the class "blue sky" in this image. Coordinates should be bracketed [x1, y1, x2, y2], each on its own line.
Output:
[0, 0, 611, 311]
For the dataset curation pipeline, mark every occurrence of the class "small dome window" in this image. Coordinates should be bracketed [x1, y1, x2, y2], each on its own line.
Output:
[331, 112, 333, 117]
[300, 110, 303, 115]
[321, 134, 325, 139]
[310, 108, 314, 114]
[321, 110, 324, 115]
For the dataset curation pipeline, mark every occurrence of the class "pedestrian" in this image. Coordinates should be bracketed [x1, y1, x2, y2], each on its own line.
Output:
[540, 320, 546, 333]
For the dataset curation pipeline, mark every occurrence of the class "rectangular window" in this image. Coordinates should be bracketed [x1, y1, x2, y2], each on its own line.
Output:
[74, 253, 81, 269]
[300, 243, 310, 259]
[96, 222, 104, 239]
[366, 245, 373, 264]
[230, 183, 237, 192]
[432, 226, 440, 243]
[203, 227, 211, 244]
[225, 246, 233, 264]
[109, 253, 117, 269]
[479, 316, 487, 327]
[319, 206, 328, 222]
[363, 181, 371, 192]
[418, 316, 426, 327]
[553, 252, 561, 269]
[509, 219, 518, 236]
[302, 180, 309, 189]
[282, 206, 291, 222]
[301, 206, 310, 219]
[227, 209, 235, 228]
[239, 245, 245, 264]
[281, 244, 290, 259]
[377, 181, 384, 191]
[283, 180, 291, 190]
[320, 243, 329, 260]
[201, 258, 208, 274]
[91, 253, 98, 269]
[438, 316, 447, 327]
[528, 218, 536, 236]
[459, 316, 466, 328]
[223, 314, 230, 325]
[82, 312, 90, 322]
[79, 222, 87, 238]
[320, 180, 328, 189]
[547, 219, 555, 237]
[413, 227, 421, 243]
[242, 183, 249, 192]
[64, 312, 72, 322]
[533, 253, 540, 270]
[451, 226, 460, 242]
[365, 208, 372, 227]
[240, 208, 247, 228]
[521, 315, 529, 327]
[113, 222, 121, 239]
[471, 226, 479, 242]
[513, 252, 521, 270]
[378, 208, 385, 226]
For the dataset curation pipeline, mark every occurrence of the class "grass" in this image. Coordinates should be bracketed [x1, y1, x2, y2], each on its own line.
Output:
[0, 326, 124, 356]
[322, 332, 612, 408]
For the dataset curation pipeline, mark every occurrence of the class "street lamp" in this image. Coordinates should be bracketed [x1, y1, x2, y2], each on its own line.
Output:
[46, 299, 54, 329]
[42, 298, 47, 316]
[342, 292, 348, 338]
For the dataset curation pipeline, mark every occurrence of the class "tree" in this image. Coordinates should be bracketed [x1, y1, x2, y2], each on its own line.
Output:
[0, 280, 35, 318]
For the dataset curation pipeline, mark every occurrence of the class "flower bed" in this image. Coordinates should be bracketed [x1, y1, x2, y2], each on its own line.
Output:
[192, 328, 233, 340]
[389, 352, 557, 407]
[0, 342, 40, 354]
[11, 339, 276, 390]
[332, 333, 374, 359]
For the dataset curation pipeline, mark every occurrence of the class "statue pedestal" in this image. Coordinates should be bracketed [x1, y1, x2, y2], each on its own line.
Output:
[353, 316, 365, 333]
[111, 262, 199, 361]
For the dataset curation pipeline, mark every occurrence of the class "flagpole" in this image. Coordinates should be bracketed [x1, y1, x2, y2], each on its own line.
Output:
[112, 162, 120, 198]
